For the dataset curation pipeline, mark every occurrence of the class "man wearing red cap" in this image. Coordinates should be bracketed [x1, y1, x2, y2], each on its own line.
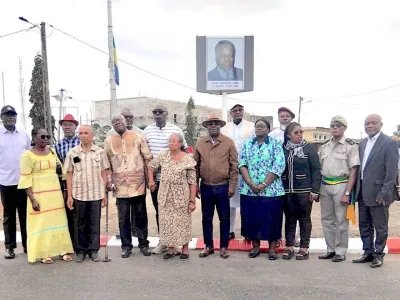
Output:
[269, 107, 295, 144]
[55, 114, 80, 251]
[221, 104, 255, 240]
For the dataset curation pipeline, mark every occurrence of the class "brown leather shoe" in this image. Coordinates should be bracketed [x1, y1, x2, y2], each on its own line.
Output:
[220, 248, 229, 259]
[199, 247, 214, 258]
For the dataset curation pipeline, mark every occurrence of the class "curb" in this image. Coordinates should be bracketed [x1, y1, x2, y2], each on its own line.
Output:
[2, 231, 400, 254]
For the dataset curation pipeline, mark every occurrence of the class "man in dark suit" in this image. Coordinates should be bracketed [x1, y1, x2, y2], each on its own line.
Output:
[353, 114, 399, 268]
[208, 40, 243, 81]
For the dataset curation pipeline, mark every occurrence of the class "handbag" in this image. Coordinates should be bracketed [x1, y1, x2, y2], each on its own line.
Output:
[49, 148, 64, 190]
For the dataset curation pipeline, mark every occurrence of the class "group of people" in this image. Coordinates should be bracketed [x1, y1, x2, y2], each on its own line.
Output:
[0, 102, 399, 268]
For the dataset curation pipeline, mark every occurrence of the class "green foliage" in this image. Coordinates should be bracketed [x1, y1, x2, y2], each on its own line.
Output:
[394, 125, 400, 138]
[184, 96, 198, 146]
[92, 123, 111, 148]
[28, 54, 55, 137]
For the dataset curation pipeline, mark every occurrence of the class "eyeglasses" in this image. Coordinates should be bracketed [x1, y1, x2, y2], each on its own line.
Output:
[152, 109, 165, 115]
[255, 125, 267, 129]
[207, 121, 221, 126]
[293, 130, 304, 135]
[40, 135, 51, 140]
[123, 115, 134, 119]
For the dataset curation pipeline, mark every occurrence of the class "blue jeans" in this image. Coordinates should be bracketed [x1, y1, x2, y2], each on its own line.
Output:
[200, 184, 230, 249]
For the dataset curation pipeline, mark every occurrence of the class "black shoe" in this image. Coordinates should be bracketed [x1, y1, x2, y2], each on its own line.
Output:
[248, 247, 260, 258]
[332, 254, 346, 262]
[229, 232, 235, 240]
[75, 253, 85, 263]
[90, 252, 101, 262]
[180, 253, 189, 261]
[199, 247, 215, 258]
[121, 249, 132, 258]
[318, 252, 336, 259]
[116, 233, 121, 240]
[23, 248, 27, 254]
[163, 253, 174, 260]
[140, 246, 152, 257]
[352, 254, 374, 263]
[4, 249, 15, 259]
[371, 257, 383, 268]
[268, 251, 278, 261]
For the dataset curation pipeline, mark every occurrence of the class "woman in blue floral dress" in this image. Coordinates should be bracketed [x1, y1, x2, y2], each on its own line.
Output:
[239, 118, 286, 260]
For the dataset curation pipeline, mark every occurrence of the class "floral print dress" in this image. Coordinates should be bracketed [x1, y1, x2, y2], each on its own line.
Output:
[149, 150, 197, 247]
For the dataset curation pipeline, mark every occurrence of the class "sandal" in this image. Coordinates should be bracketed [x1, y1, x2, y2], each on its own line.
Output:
[40, 258, 54, 264]
[296, 250, 309, 260]
[60, 254, 73, 262]
[163, 253, 174, 260]
[268, 250, 278, 261]
[282, 249, 294, 260]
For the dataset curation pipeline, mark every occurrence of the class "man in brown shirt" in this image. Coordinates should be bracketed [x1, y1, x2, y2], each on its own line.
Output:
[104, 115, 153, 258]
[65, 125, 110, 262]
[193, 113, 238, 259]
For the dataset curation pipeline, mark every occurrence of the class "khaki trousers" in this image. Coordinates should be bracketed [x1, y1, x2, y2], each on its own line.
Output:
[319, 183, 349, 255]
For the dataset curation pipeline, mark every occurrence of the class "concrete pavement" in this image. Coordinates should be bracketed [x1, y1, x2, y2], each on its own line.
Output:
[0, 246, 400, 300]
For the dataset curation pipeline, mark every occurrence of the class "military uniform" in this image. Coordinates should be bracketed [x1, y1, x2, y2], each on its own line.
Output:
[319, 135, 360, 256]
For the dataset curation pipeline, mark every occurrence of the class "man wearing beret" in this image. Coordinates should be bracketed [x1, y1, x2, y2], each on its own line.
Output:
[0, 105, 31, 259]
[269, 107, 295, 144]
[318, 115, 360, 262]
[221, 104, 254, 240]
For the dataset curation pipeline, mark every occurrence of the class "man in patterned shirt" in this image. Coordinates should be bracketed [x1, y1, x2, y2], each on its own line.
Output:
[55, 114, 80, 251]
[65, 125, 110, 262]
[105, 115, 153, 258]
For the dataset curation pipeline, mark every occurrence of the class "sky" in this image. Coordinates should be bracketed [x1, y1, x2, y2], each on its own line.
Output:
[1, 0, 400, 139]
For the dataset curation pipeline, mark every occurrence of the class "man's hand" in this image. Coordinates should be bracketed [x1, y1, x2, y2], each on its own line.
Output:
[376, 197, 389, 206]
[149, 181, 157, 193]
[102, 195, 108, 208]
[106, 182, 116, 191]
[340, 195, 350, 206]
[310, 193, 319, 202]
[228, 188, 235, 198]
[67, 197, 74, 210]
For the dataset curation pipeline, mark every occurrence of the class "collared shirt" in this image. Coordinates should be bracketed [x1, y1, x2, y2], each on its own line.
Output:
[143, 123, 188, 181]
[55, 135, 80, 164]
[221, 120, 255, 156]
[104, 130, 153, 198]
[64, 144, 110, 201]
[193, 134, 238, 191]
[319, 135, 360, 178]
[106, 125, 143, 137]
[217, 67, 235, 80]
[0, 126, 31, 186]
[269, 128, 285, 144]
[239, 136, 286, 197]
[361, 131, 381, 179]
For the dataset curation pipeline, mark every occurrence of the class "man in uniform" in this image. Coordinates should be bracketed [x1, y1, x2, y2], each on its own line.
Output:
[318, 115, 360, 262]
[221, 104, 254, 240]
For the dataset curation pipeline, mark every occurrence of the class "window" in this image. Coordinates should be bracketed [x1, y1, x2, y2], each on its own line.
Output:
[313, 134, 317, 140]
[318, 134, 322, 140]
[324, 135, 327, 140]
[174, 114, 177, 123]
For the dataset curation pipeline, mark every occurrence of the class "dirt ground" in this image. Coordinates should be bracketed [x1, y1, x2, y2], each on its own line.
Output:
[2, 192, 400, 238]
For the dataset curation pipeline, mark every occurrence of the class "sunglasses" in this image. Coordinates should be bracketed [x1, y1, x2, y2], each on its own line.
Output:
[152, 109, 165, 115]
[39, 135, 51, 140]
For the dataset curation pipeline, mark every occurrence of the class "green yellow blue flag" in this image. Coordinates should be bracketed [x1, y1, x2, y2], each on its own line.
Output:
[113, 38, 119, 85]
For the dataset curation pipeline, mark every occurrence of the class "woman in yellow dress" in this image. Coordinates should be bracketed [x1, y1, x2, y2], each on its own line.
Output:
[18, 128, 73, 264]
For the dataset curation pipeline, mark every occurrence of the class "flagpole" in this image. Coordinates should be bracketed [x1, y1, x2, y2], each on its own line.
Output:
[107, 0, 117, 119]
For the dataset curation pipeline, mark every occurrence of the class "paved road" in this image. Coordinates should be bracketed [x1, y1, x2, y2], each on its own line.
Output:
[1, 246, 400, 300]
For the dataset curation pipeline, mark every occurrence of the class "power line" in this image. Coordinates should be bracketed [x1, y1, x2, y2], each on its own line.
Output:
[50, 25, 296, 105]
[0, 26, 36, 39]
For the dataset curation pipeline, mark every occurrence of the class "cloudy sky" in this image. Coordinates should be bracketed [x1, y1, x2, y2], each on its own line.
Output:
[1, 0, 400, 138]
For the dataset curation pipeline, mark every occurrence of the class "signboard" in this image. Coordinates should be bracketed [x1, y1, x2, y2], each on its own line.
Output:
[196, 36, 254, 94]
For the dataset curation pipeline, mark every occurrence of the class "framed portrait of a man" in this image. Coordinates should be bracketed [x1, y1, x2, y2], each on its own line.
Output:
[206, 37, 245, 91]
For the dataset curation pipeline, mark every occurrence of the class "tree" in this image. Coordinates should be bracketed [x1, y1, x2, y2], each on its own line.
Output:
[92, 123, 111, 148]
[28, 54, 55, 137]
[184, 96, 198, 146]
[393, 125, 400, 138]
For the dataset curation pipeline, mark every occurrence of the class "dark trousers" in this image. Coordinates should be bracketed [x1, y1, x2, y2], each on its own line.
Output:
[74, 200, 102, 254]
[200, 184, 230, 249]
[0, 185, 27, 250]
[64, 195, 75, 250]
[358, 196, 389, 256]
[116, 194, 149, 250]
[150, 181, 160, 232]
[283, 193, 313, 248]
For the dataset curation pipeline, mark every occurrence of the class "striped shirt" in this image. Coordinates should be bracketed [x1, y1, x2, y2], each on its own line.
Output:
[55, 135, 80, 164]
[64, 144, 110, 201]
[143, 123, 188, 181]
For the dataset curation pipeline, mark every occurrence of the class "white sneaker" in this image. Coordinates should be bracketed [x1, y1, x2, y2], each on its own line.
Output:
[152, 243, 168, 254]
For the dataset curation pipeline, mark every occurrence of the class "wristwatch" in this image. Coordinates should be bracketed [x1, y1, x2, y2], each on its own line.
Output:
[345, 191, 350, 196]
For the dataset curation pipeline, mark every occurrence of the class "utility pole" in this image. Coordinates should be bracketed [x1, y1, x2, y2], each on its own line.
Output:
[298, 96, 303, 123]
[40, 22, 53, 144]
[18, 58, 27, 130]
[57, 88, 65, 140]
[1, 72, 5, 107]
[107, 0, 117, 119]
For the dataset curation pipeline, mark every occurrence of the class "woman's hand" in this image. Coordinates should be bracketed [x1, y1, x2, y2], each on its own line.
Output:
[31, 199, 40, 211]
[256, 183, 266, 191]
[67, 197, 74, 210]
[189, 201, 196, 213]
[249, 182, 261, 194]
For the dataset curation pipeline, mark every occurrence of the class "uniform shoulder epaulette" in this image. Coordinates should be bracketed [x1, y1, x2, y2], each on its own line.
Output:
[345, 138, 355, 145]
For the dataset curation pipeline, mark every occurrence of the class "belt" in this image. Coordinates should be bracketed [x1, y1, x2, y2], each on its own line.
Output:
[321, 176, 349, 185]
